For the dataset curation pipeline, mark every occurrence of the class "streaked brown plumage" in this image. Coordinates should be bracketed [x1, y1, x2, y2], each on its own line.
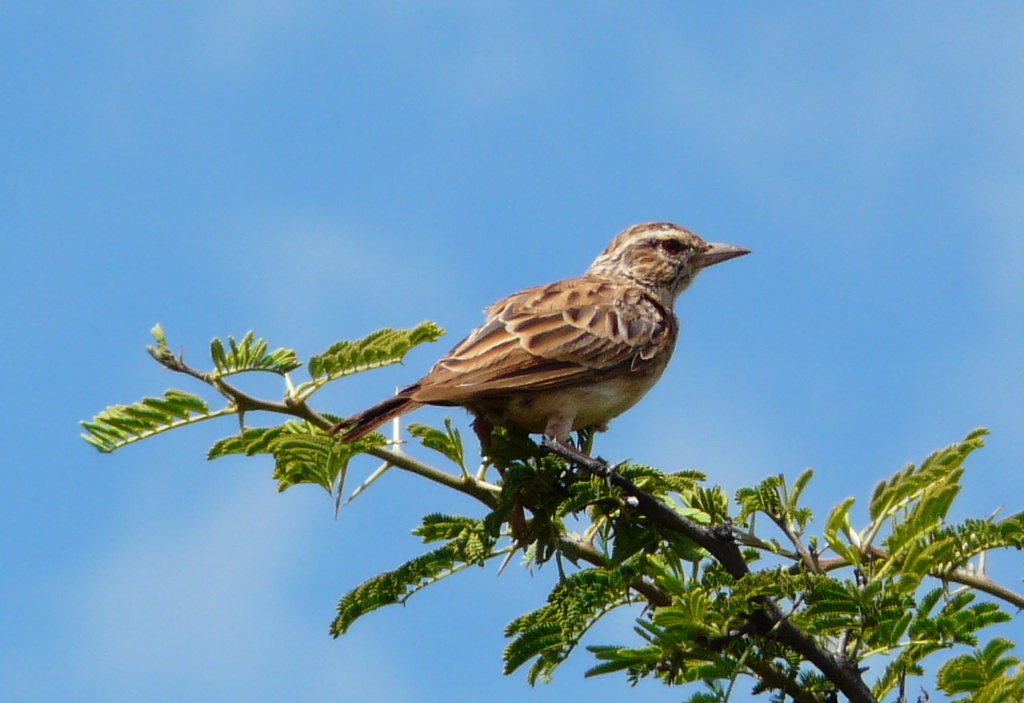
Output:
[332, 222, 749, 445]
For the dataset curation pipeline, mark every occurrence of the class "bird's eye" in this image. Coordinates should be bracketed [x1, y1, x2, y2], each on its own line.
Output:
[659, 239, 685, 255]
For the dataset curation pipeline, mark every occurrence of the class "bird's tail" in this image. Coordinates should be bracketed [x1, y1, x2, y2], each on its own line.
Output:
[328, 393, 423, 442]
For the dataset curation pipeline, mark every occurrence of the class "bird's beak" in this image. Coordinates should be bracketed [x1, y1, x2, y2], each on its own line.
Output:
[696, 242, 750, 268]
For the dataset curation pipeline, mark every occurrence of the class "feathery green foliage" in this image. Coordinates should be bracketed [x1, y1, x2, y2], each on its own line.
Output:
[208, 420, 383, 498]
[868, 428, 988, 524]
[85, 325, 1024, 703]
[331, 514, 497, 636]
[736, 469, 814, 533]
[505, 562, 639, 683]
[81, 389, 229, 452]
[407, 418, 466, 472]
[565, 431, 1021, 702]
[209, 331, 300, 375]
[870, 589, 1012, 700]
[298, 321, 443, 396]
[938, 638, 1024, 703]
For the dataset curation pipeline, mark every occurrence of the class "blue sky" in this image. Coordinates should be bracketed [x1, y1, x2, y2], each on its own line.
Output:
[2, 3, 1023, 702]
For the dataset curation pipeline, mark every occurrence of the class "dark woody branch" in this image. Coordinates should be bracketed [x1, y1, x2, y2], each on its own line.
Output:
[153, 345, 1019, 703]
[540, 436, 877, 703]
[559, 536, 813, 699]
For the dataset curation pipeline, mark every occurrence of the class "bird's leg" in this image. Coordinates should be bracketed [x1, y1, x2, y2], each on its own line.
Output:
[541, 415, 582, 452]
[541, 434, 592, 463]
[510, 494, 529, 545]
[541, 414, 596, 463]
[471, 414, 494, 453]
[539, 434, 626, 491]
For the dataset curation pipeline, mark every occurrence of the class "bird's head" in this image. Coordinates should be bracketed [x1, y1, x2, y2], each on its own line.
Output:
[587, 222, 750, 303]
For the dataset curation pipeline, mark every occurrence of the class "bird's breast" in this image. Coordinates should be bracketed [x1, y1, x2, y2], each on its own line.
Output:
[482, 365, 669, 435]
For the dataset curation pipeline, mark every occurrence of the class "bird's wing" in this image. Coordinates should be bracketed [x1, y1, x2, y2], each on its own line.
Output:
[411, 277, 675, 403]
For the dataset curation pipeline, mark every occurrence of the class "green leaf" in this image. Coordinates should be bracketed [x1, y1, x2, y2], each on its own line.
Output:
[207, 425, 282, 458]
[413, 513, 485, 543]
[823, 497, 858, 564]
[788, 468, 814, 513]
[736, 475, 784, 524]
[802, 579, 862, 633]
[81, 389, 231, 452]
[869, 429, 987, 522]
[688, 486, 731, 524]
[621, 464, 705, 499]
[584, 644, 663, 681]
[931, 513, 1024, 571]
[407, 418, 465, 471]
[504, 565, 636, 683]
[332, 544, 466, 635]
[873, 462, 965, 583]
[271, 432, 345, 493]
[331, 514, 495, 636]
[209, 420, 382, 497]
[482, 424, 543, 471]
[304, 322, 444, 386]
[209, 331, 300, 376]
[872, 587, 1015, 699]
[938, 637, 1023, 700]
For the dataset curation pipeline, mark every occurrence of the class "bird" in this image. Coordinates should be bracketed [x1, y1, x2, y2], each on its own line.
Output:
[331, 222, 749, 449]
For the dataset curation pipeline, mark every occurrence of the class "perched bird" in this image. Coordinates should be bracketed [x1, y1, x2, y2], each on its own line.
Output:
[332, 222, 749, 448]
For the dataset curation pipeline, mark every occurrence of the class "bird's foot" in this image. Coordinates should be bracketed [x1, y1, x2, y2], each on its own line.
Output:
[539, 435, 625, 486]
[539, 435, 593, 464]
[471, 415, 494, 453]
[510, 494, 529, 544]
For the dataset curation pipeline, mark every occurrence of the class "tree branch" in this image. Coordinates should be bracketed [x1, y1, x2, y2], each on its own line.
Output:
[541, 437, 877, 703]
[153, 350, 502, 509]
[813, 555, 1024, 611]
[944, 569, 1024, 609]
[746, 659, 821, 703]
[146, 340, 1018, 703]
[557, 536, 673, 607]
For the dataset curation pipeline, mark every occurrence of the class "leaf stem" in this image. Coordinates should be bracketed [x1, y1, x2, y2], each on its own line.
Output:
[152, 346, 503, 508]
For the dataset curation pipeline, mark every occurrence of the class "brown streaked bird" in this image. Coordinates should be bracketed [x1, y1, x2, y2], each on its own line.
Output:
[331, 222, 749, 447]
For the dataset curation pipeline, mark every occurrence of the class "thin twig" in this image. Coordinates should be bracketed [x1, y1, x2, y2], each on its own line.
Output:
[811, 555, 1024, 611]
[154, 350, 502, 508]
